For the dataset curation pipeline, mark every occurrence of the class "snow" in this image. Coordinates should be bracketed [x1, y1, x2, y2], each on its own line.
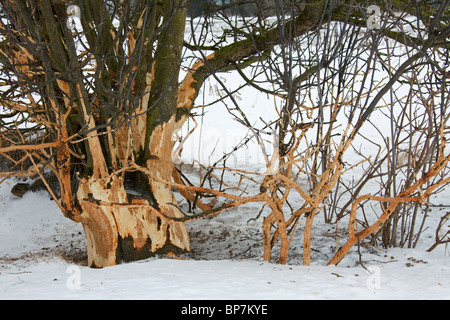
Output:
[2, 257, 448, 300]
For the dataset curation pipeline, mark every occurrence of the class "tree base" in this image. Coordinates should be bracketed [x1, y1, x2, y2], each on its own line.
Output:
[77, 175, 190, 268]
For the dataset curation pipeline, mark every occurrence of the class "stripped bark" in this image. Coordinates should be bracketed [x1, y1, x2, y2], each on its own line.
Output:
[328, 154, 450, 266]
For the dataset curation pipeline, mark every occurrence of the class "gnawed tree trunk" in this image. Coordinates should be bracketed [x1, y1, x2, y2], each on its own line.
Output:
[72, 0, 191, 267]
[73, 94, 191, 267]
[54, 0, 219, 267]
[74, 110, 191, 267]
[77, 173, 189, 268]
[71, 94, 191, 267]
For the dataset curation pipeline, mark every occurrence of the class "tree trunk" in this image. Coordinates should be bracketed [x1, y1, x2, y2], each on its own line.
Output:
[67, 0, 191, 268]
[75, 108, 190, 268]
[77, 166, 189, 268]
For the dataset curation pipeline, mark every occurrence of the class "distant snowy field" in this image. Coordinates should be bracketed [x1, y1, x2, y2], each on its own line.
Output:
[1, 16, 449, 300]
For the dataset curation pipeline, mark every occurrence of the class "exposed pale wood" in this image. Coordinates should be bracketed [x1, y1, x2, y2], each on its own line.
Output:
[145, 115, 191, 251]
[172, 167, 214, 212]
[0, 164, 43, 178]
[177, 53, 215, 110]
[77, 174, 179, 267]
[328, 155, 450, 266]
[0, 141, 60, 154]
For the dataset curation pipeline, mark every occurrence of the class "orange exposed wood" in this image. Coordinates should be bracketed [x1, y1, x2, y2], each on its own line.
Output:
[177, 53, 215, 111]
[327, 155, 450, 266]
